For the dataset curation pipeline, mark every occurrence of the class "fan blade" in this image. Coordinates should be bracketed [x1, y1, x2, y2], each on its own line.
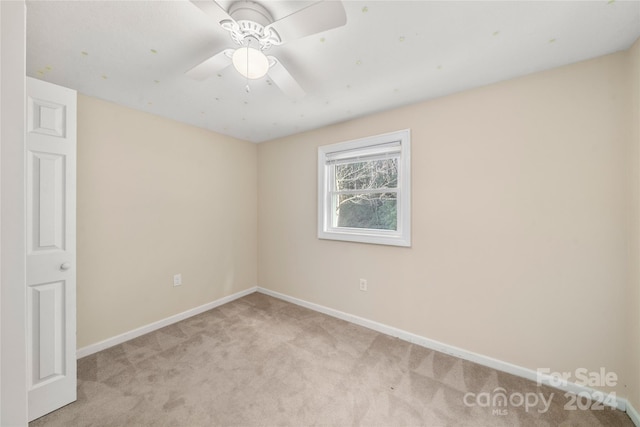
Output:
[267, 57, 305, 99]
[265, 1, 346, 44]
[185, 49, 233, 80]
[190, 0, 233, 25]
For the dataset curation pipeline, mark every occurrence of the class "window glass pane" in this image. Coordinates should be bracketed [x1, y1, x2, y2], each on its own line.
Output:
[335, 158, 398, 191]
[335, 192, 397, 230]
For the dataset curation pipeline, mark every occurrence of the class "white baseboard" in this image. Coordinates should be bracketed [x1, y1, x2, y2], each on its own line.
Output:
[76, 286, 258, 359]
[257, 286, 631, 417]
[626, 399, 640, 427]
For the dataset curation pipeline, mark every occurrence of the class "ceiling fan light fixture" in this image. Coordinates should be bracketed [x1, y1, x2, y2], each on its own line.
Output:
[232, 47, 269, 79]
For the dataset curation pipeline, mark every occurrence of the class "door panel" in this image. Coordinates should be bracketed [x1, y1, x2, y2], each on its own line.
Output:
[28, 151, 66, 252]
[28, 96, 67, 138]
[26, 77, 77, 421]
[28, 280, 66, 385]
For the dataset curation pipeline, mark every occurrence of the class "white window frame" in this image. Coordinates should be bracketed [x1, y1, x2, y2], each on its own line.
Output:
[317, 129, 411, 247]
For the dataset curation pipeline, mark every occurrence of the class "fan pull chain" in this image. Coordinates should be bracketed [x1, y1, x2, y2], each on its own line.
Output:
[245, 41, 251, 93]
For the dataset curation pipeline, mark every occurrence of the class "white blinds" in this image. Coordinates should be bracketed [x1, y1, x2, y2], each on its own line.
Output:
[324, 140, 401, 165]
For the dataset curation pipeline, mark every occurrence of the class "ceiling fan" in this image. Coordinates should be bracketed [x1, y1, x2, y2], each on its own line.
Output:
[186, 0, 347, 99]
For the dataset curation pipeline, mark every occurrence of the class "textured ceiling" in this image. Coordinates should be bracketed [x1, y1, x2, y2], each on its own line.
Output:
[26, 0, 640, 143]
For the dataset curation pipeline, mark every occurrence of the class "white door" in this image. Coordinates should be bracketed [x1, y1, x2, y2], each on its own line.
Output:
[26, 77, 77, 421]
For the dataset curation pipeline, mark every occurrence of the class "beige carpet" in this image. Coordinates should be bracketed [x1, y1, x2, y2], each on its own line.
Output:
[31, 292, 633, 426]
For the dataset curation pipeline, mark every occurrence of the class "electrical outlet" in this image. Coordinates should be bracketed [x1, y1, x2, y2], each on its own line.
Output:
[173, 274, 182, 287]
[359, 278, 367, 291]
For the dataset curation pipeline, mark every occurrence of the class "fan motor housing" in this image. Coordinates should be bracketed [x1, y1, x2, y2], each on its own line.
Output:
[229, 1, 273, 27]
[223, 1, 281, 49]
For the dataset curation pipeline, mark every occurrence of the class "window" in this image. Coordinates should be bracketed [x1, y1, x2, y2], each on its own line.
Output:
[317, 129, 411, 247]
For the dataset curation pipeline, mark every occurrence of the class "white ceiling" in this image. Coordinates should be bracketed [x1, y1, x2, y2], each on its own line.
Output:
[26, 0, 640, 143]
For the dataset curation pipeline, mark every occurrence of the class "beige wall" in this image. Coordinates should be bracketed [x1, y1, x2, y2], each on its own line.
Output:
[75, 40, 639, 406]
[258, 51, 635, 399]
[77, 95, 257, 348]
[629, 37, 640, 411]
